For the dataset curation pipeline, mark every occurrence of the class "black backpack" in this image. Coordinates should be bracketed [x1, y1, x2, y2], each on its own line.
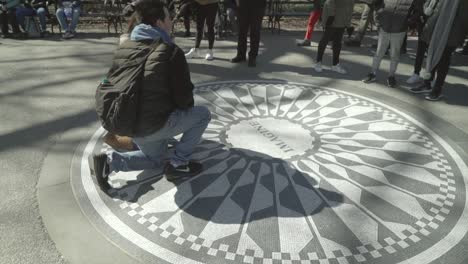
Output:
[95, 42, 157, 137]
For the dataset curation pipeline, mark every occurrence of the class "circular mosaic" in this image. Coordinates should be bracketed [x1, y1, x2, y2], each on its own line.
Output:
[75, 81, 468, 264]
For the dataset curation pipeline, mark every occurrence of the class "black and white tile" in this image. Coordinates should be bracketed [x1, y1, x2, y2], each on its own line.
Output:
[74, 81, 468, 264]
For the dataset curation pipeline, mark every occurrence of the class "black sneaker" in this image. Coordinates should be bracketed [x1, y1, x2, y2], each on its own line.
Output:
[165, 161, 203, 182]
[231, 55, 246, 63]
[425, 92, 443, 101]
[410, 82, 432, 94]
[248, 57, 257, 67]
[297, 39, 311, 46]
[92, 153, 111, 191]
[362, 73, 376, 83]
[387, 76, 397, 88]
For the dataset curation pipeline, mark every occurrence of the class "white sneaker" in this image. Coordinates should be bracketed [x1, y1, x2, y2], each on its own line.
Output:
[185, 48, 200, 59]
[205, 49, 214, 61]
[406, 73, 423, 84]
[313, 62, 323, 73]
[331, 64, 347, 74]
[62, 31, 73, 39]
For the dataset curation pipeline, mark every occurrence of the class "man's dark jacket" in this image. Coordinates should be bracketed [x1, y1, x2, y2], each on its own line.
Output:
[374, 0, 413, 33]
[110, 39, 194, 137]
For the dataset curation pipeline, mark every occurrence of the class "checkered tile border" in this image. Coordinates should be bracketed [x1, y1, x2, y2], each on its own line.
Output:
[98, 83, 457, 264]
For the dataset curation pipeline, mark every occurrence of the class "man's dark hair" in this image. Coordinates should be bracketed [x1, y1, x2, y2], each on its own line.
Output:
[133, 0, 167, 25]
[127, 0, 167, 32]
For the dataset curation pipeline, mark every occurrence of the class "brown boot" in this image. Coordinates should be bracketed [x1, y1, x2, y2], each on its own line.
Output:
[104, 133, 134, 151]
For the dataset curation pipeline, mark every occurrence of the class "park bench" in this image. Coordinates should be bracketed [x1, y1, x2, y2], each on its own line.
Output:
[266, 0, 313, 34]
[47, 0, 126, 34]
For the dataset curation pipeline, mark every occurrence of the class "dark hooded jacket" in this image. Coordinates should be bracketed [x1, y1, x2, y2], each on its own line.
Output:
[374, 0, 414, 33]
[110, 39, 194, 137]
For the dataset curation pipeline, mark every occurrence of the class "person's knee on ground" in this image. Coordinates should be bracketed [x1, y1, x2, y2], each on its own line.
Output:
[104, 133, 135, 151]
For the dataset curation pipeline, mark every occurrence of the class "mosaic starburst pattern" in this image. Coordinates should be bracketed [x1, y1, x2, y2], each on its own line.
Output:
[84, 81, 467, 264]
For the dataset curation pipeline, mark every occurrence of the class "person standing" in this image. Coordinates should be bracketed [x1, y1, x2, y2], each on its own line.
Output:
[362, 0, 413, 87]
[223, 0, 237, 34]
[405, 0, 427, 84]
[185, 0, 219, 60]
[172, 0, 194, 37]
[409, 0, 468, 101]
[297, 0, 324, 46]
[230, 0, 266, 67]
[313, 0, 355, 74]
[345, 0, 375, 47]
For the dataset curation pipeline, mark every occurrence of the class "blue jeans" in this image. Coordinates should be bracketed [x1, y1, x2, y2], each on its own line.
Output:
[110, 106, 211, 172]
[56, 7, 80, 32]
[16, 7, 47, 32]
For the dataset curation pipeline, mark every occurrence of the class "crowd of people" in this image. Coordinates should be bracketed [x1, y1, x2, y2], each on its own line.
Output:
[173, 0, 467, 101]
[91, 0, 467, 192]
[0, 0, 82, 38]
[297, 0, 467, 101]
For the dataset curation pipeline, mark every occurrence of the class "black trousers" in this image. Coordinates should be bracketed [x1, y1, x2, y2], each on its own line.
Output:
[427, 45, 456, 95]
[414, 39, 428, 75]
[195, 3, 218, 49]
[0, 8, 20, 34]
[176, 1, 193, 33]
[236, 4, 265, 58]
[316, 27, 345, 65]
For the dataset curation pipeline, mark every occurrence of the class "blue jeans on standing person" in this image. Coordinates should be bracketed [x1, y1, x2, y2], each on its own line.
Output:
[16, 7, 48, 32]
[56, 7, 80, 32]
[109, 106, 211, 172]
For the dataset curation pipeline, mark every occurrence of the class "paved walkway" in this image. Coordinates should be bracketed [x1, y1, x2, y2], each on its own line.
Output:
[1, 30, 468, 264]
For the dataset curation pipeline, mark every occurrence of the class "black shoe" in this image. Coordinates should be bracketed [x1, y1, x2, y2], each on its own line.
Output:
[345, 39, 361, 47]
[184, 31, 191, 37]
[410, 81, 432, 94]
[92, 153, 111, 191]
[248, 57, 256, 67]
[165, 161, 202, 182]
[231, 55, 246, 63]
[425, 92, 443, 101]
[362, 73, 376, 83]
[297, 39, 311, 46]
[387, 76, 397, 88]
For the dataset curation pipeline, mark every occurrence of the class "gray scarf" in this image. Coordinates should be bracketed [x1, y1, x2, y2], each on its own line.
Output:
[423, 0, 460, 80]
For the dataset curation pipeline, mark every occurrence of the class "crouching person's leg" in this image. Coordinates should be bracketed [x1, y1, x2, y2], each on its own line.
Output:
[163, 106, 211, 181]
[93, 138, 167, 191]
